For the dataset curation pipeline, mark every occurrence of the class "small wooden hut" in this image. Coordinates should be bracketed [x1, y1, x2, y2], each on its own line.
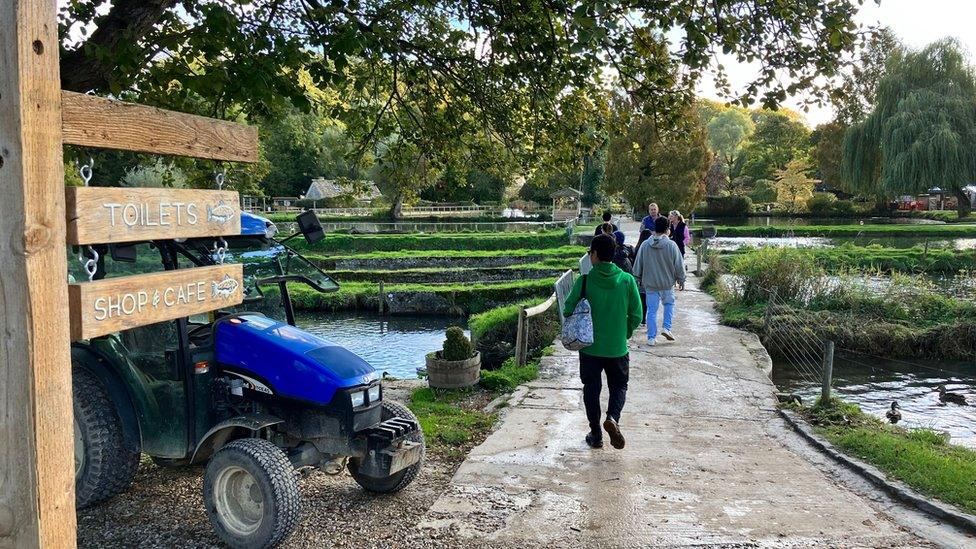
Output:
[551, 187, 583, 222]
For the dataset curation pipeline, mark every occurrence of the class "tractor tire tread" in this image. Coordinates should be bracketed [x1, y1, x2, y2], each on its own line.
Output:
[73, 367, 139, 508]
[205, 438, 301, 549]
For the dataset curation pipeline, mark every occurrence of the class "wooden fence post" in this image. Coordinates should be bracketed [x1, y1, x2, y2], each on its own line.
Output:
[515, 308, 528, 367]
[821, 340, 835, 403]
[0, 0, 77, 546]
[378, 281, 386, 314]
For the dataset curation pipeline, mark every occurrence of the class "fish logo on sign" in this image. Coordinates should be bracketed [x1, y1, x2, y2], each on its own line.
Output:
[212, 275, 239, 299]
[207, 200, 236, 224]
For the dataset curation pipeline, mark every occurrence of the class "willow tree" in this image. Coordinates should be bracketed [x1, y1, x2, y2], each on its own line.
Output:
[842, 39, 976, 215]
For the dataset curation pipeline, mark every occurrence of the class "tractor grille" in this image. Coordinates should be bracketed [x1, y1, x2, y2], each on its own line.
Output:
[362, 417, 418, 443]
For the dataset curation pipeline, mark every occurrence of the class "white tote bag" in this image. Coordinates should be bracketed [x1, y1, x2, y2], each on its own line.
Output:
[561, 275, 593, 351]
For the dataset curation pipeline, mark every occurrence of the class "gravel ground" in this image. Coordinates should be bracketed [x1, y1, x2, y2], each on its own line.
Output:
[77, 385, 514, 548]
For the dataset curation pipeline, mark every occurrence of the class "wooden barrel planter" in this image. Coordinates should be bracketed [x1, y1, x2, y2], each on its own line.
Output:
[425, 351, 481, 389]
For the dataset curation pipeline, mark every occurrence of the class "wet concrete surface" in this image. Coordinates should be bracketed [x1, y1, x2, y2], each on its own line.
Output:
[419, 235, 935, 548]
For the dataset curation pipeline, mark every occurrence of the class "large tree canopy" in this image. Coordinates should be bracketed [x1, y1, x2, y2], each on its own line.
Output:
[59, 1, 862, 142]
[738, 110, 811, 181]
[604, 103, 712, 215]
[842, 39, 976, 215]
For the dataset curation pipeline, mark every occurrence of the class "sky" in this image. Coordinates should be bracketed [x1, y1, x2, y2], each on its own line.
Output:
[696, 0, 976, 127]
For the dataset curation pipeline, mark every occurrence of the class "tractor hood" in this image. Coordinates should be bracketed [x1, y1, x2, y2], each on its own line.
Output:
[214, 314, 378, 406]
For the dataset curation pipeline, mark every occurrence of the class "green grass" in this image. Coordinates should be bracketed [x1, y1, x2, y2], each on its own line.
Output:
[288, 277, 557, 314]
[479, 349, 550, 392]
[303, 245, 583, 263]
[704, 224, 976, 238]
[405, 345, 553, 458]
[726, 243, 976, 274]
[328, 259, 577, 283]
[290, 230, 569, 253]
[469, 297, 550, 341]
[796, 399, 976, 514]
[407, 388, 497, 458]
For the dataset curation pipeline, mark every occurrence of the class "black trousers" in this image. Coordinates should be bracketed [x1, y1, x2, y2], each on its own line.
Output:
[579, 352, 630, 436]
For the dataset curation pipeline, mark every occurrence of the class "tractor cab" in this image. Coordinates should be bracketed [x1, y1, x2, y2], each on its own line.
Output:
[70, 211, 425, 549]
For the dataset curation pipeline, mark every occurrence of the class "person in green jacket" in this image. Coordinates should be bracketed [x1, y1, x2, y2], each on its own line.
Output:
[562, 234, 643, 449]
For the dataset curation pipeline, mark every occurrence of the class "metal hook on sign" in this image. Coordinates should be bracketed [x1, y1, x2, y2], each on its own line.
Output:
[215, 169, 226, 190]
[78, 157, 94, 187]
[77, 246, 98, 282]
[213, 237, 228, 264]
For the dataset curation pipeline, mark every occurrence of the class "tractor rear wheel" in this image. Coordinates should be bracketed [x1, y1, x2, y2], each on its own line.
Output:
[348, 401, 425, 493]
[203, 438, 301, 549]
[73, 367, 140, 508]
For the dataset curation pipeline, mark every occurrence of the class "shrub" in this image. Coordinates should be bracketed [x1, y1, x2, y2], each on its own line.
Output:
[441, 326, 474, 361]
[702, 195, 753, 217]
[831, 200, 855, 215]
[806, 192, 837, 216]
[728, 247, 825, 304]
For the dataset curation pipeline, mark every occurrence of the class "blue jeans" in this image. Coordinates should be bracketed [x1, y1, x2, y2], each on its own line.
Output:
[646, 289, 675, 340]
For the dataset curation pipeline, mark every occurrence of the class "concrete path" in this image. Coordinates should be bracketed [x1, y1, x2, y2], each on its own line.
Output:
[420, 239, 929, 547]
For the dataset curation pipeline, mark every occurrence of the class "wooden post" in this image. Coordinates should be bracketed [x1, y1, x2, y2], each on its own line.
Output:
[821, 340, 835, 403]
[515, 308, 527, 367]
[0, 0, 77, 546]
[378, 281, 386, 314]
[763, 288, 777, 334]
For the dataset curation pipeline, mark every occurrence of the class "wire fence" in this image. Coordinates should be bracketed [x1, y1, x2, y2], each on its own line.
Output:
[761, 287, 835, 397]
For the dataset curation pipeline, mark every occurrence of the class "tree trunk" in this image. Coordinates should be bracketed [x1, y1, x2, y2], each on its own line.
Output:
[390, 193, 404, 219]
[954, 187, 972, 218]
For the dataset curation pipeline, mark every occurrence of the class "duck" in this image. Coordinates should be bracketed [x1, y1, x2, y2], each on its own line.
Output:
[937, 385, 968, 406]
[885, 402, 902, 424]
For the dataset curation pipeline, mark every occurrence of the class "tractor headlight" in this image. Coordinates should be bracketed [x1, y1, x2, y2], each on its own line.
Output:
[368, 385, 381, 403]
[350, 390, 366, 408]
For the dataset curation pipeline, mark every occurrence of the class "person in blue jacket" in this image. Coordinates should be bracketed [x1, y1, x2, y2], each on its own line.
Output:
[640, 202, 662, 232]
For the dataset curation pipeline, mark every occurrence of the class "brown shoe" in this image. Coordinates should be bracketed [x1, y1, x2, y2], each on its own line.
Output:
[603, 418, 625, 449]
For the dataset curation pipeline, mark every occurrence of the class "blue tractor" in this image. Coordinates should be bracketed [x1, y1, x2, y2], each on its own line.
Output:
[70, 212, 424, 548]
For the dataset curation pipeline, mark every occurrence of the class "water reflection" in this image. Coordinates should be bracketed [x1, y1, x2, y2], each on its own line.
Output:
[772, 355, 976, 448]
[295, 311, 468, 379]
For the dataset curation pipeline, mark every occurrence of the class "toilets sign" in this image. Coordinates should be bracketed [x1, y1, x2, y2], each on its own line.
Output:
[66, 187, 241, 245]
[68, 264, 244, 340]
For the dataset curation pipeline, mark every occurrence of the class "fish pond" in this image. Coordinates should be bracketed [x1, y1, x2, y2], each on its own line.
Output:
[294, 311, 466, 380]
[772, 355, 976, 448]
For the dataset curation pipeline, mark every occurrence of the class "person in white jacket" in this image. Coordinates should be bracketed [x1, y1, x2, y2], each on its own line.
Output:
[632, 216, 686, 345]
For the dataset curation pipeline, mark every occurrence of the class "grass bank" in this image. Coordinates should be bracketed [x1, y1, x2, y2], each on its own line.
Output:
[725, 243, 976, 274]
[407, 347, 551, 459]
[289, 278, 557, 314]
[791, 398, 976, 514]
[701, 224, 976, 238]
[290, 230, 569, 253]
[303, 245, 583, 263]
[705, 247, 976, 360]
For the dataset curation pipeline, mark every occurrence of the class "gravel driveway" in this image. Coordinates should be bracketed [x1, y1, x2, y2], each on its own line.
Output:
[77, 453, 470, 548]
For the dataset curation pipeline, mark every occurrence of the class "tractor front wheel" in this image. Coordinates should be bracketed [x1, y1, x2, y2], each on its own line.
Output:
[348, 401, 425, 493]
[203, 438, 301, 549]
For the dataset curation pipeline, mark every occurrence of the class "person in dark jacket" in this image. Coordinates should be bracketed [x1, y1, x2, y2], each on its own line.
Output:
[611, 230, 634, 274]
[593, 211, 618, 235]
[668, 210, 690, 256]
[632, 229, 653, 323]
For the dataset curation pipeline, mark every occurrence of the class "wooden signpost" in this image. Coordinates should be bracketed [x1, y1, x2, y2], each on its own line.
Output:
[68, 265, 244, 341]
[2, 2, 262, 546]
[65, 187, 241, 245]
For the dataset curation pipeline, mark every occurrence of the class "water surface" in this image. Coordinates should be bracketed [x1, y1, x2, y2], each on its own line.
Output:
[295, 311, 468, 379]
[773, 355, 976, 448]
